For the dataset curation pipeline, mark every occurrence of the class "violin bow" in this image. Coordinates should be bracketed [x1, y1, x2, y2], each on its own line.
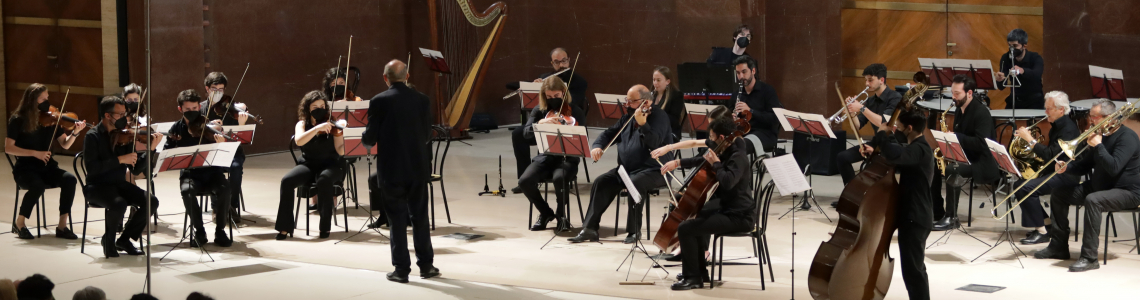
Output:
[654, 157, 682, 207]
[344, 36, 353, 97]
[45, 88, 72, 151]
[202, 63, 249, 145]
[554, 52, 582, 121]
[595, 99, 650, 162]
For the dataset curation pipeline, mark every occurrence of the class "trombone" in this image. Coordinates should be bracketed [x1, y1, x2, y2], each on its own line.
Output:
[991, 100, 1140, 220]
[827, 86, 870, 126]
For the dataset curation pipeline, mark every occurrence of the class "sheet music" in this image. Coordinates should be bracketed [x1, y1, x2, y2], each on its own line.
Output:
[341, 127, 377, 157]
[332, 100, 369, 111]
[929, 130, 971, 164]
[771, 107, 837, 139]
[153, 142, 240, 175]
[617, 166, 641, 204]
[532, 123, 588, 156]
[418, 47, 444, 59]
[762, 154, 811, 196]
[151, 121, 176, 135]
[985, 138, 1021, 177]
[1089, 65, 1124, 80]
[222, 124, 256, 144]
[595, 93, 625, 105]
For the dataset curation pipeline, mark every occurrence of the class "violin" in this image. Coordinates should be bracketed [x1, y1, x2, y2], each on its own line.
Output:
[111, 127, 165, 147]
[182, 115, 230, 143]
[39, 105, 84, 132]
[543, 100, 576, 126]
[211, 95, 263, 124]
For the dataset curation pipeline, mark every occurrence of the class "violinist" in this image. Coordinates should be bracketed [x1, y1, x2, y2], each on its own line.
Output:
[859, 110, 933, 300]
[122, 83, 143, 116]
[275, 91, 346, 240]
[568, 85, 672, 244]
[731, 55, 782, 154]
[509, 47, 588, 194]
[651, 66, 685, 141]
[81, 95, 162, 257]
[165, 89, 233, 248]
[518, 76, 582, 231]
[323, 67, 364, 102]
[4, 83, 85, 240]
[657, 111, 753, 291]
[202, 72, 247, 225]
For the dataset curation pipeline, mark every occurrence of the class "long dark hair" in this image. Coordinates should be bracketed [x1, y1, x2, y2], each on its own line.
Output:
[321, 67, 346, 99]
[12, 83, 48, 133]
[538, 76, 572, 111]
[298, 90, 328, 124]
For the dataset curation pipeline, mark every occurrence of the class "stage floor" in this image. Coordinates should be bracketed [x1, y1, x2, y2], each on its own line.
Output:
[2, 127, 1139, 299]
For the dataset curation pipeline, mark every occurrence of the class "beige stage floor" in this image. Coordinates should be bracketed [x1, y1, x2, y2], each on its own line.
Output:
[2, 128, 1139, 299]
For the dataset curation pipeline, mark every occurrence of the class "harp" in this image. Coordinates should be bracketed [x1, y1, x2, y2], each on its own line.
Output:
[432, 0, 507, 137]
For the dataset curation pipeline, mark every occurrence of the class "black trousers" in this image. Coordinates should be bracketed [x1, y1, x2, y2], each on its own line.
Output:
[836, 145, 866, 185]
[930, 164, 974, 219]
[677, 209, 752, 278]
[86, 181, 159, 242]
[512, 125, 537, 180]
[518, 157, 578, 218]
[179, 171, 231, 234]
[1048, 184, 1140, 260]
[383, 180, 434, 274]
[227, 152, 245, 209]
[14, 167, 76, 219]
[896, 220, 931, 300]
[1013, 173, 1078, 228]
[276, 162, 345, 233]
[582, 167, 665, 234]
[368, 173, 388, 222]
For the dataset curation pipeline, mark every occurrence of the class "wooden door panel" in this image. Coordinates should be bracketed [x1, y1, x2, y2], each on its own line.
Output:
[2, 25, 56, 84]
[56, 27, 102, 88]
[842, 9, 948, 71]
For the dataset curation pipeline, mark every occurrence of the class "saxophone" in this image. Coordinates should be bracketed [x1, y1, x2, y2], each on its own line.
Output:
[933, 106, 950, 175]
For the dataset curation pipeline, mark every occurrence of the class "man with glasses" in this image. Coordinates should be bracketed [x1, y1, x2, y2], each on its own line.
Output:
[569, 85, 673, 244]
[509, 47, 589, 194]
[202, 72, 249, 225]
[707, 24, 751, 65]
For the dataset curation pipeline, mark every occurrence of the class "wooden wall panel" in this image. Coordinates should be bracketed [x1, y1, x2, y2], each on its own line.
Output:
[841, 9, 947, 71]
[2, 25, 54, 84]
[947, 12, 1043, 109]
[56, 27, 103, 89]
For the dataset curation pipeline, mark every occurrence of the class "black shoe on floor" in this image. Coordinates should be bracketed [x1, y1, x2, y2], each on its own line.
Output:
[530, 214, 555, 231]
[308, 204, 317, 211]
[1033, 246, 1071, 260]
[931, 217, 960, 231]
[421, 267, 441, 279]
[367, 219, 388, 229]
[676, 272, 711, 282]
[830, 201, 838, 208]
[662, 253, 682, 262]
[1020, 231, 1050, 245]
[670, 278, 703, 290]
[511, 186, 523, 194]
[116, 239, 144, 256]
[386, 272, 409, 283]
[101, 237, 119, 258]
[555, 216, 570, 232]
[1068, 258, 1100, 272]
[190, 232, 208, 248]
[13, 226, 34, 240]
[567, 229, 599, 243]
[275, 233, 289, 240]
[214, 231, 232, 247]
[319, 231, 330, 239]
[623, 233, 640, 244]
[55, 227, 78, 240]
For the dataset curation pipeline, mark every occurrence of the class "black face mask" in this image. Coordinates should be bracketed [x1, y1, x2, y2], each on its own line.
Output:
[37, 101, 51, 112]
[546, 98, 563, 111]
[705, 138, 719, 150]
[114, 115, 128, 130]
[311, 108, 330, 123]
[1012, 48, 1024, 57]
[126, 101, 140, 115]
[736, 36, 749, 48]
[182, 110, 201, 122]
[332, 85, 346, 99]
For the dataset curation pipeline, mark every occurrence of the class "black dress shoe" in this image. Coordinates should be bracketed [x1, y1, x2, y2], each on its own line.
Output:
[319, 231, 330, 239]
[671, 278, 703, 290]
[1020, 231, 1050, 245]
[530, 214, 555, 231]
[1068, 258, 1100, 272]
[190, 233, 208, 248]
[931, 217, 960, 231]
[662, 253, 682, 262]
[420, 267, 441, 279]
[116, 239, 144, 255]
[13, 226, 34, 240]
[386, 272, 409, 283]
[676, 272, 711, 282]
[510, 186, 523, 194]
[308, 204, 317, 211]
[367, 219, 388, 229]
[567, 229, 599, 243]
[554, 217, 570, 232]
[623, 233, 640, 244]
[55, 227, 78, 240]
[830, 201, 838, 208]
[275, 232, 289, 240]
[101, 237, 120, 258]
[214, 231, 232, 247]
[1033, 246, 1071, 260]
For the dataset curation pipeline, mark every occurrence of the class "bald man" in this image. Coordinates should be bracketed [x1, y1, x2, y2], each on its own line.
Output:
[569, 85, 673, 244]
[362, 59, 440, 283]
[508, 47, 589, 194]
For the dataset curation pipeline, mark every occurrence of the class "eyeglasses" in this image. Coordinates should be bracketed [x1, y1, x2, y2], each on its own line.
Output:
[552, 58, 570, 64]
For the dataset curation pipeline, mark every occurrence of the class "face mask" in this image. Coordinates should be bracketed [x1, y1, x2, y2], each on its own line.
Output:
[210, 91, 223, 103]
[1012, 48, 1024, 57]
[332, 85, 346, 99]
[705, 139, 719, 149]
[182, 110, 201, 121]
[311, 108, 330, 123]
[546, 98, 563, 111]
[736, 36, 750, 48]
[37, 101, 51, 112]
[114, 115, 128, 130]
[126, 102, 140, 114]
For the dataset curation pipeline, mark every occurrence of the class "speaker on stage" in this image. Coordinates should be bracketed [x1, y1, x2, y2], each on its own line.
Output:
[792, 129, 847, 176]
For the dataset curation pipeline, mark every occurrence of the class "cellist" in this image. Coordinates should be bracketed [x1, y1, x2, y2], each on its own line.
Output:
[656, 110, 753, 291]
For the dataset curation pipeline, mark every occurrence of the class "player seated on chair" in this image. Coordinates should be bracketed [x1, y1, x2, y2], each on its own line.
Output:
[518, 76, 583, 232]
[276, 91, 347, 240]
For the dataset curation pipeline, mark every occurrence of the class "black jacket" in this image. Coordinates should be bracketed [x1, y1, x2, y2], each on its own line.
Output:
[591, 106, 673, 172]
[679, 138, 754, 220]
[541, 71, 589, 115]
[874, 131, 935, 229]
[522, 105, 584, 166]
[735, 81, 783, 151]
[997, 50, 1045, 109]
[1066, 126, 1140, 195]
[653, 88, 686, 139]
[706, 47, 747, 65]
[859, 89, 902, 132]
[82, 123, 154, 186]
[952, 100, 999, 184]
[362, 82, 433, 185]
[1031, 114, 1080, 174]
[164, 118, 228, 178]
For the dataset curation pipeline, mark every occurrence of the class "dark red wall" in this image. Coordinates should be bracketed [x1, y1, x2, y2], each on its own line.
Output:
[1044, 0, 1140, 100]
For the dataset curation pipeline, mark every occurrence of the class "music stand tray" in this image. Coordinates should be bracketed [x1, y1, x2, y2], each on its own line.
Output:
[684, 103, 721, 133]
[418, 48, 451, 74]
[596, 93, 626, 120]
[771, 108, 833, 220]
[341, 128, 378, 158]
[221, 125, 256, 145]
[516, 82, 542, 111]
[154, 142, 241, 176]
[1090, 65, 1126, 101]
[332, 101, 370, 128]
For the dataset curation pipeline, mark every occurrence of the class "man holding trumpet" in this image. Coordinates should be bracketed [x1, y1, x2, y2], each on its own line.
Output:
[1034, 99, 1140, 272]
[831, 64, 901, 207]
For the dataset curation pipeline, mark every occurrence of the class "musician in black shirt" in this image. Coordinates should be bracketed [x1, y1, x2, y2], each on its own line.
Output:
[659, 112, 753, 291]
[931, 75, 999, 231]
[994, 29, 1045, 109]
[834, 64, 902, 204]
[732, 56, 783, 154]
[509, 47, 588, 194]
[165, 89, 233, 248]
[651, 66, 686, 141]
[1012, 91, 1080, 245]
[5, 83, 85, 240]
[202, 72, 250, 225]
[323, 67, 365, 101]
[276, 91, 346, 240]
[519, 76, 582, 231]
[1036, 100, 1140, 272]
[82, 96, 162, 257]
[706, 24, 751, 65]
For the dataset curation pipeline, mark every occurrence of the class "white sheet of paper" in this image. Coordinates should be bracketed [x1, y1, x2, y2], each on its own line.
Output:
[617, 166, 641, 204]
[771, 107, 837, 139]
[518, 81, 542, 93]
[418, 47, 444, 59]
[151, 121, 176, 135]
[532, 123, 588, 154]
[595, 93, 625, 105]
[342, 127, 366, 139]
[684, 103, 720, 115]
[762, 154, 811, 196]
[985, 138, 1020, 176]
[331, 100, 369, 111]
[1089, 65, 1124, 80]
[153, 142, 241, 176]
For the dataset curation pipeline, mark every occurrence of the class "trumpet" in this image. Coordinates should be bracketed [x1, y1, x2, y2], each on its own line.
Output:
[827, 87, 870, 126]
[991, 100, 1140, 220]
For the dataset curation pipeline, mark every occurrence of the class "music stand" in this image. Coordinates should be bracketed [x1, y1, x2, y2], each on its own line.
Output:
[919, 58, 957, 103]
[926, 130, 991, 249]
[684, 103, 720, 134]
[762, 154, 812, 299]
[221, 125, 256, 145]
[595, 93, 626, 120]
[970, 139, 1027, 267]
[771, 108, 834, 221]
[1090, 65, 1126, 101]
[335, 127, 389, 243]
[332, 101, 369, 128]
[612, 164, 670, 284]
[418, 47, 451, 74]
[155, 142, 241, 262]
[531, 123, 591, 249]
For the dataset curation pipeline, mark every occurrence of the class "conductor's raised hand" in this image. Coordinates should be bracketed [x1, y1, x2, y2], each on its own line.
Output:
[590, 147, 603, 161]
